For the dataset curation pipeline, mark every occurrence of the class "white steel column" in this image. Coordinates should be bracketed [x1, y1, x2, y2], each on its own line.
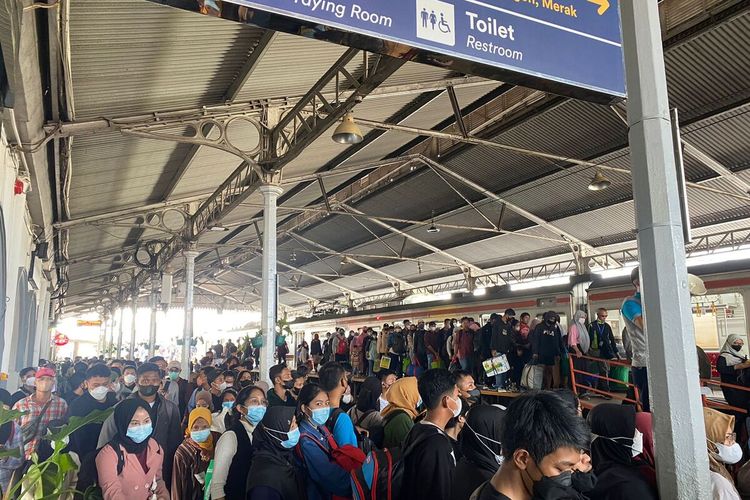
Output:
[129, 290, 138, 360]
[116, 306, 124, 359]
[260, 184, 283, 384]
[181, 249, 198, 379]
[621, 2, 711, 499]
[148, 273, 159, 358]
[107, 316, 115, 355]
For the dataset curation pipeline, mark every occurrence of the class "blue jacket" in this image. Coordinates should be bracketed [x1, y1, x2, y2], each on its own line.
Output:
[296, 420, 351, 500]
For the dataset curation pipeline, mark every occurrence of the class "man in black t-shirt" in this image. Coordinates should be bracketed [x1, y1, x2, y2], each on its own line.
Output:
[400, 369, 459, 500]
[474, 391, 591, 500]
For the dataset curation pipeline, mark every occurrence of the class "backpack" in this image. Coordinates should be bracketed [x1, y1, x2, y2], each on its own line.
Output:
[330, 408, 377, 457]
[392, 333, 406, 355]
[337, 337, 349, 355]
[298, 418, 366, 474]
[350, 428, 431, 500]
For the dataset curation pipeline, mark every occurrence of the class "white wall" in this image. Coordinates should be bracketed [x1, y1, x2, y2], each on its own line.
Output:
[0, 123, 51, 388]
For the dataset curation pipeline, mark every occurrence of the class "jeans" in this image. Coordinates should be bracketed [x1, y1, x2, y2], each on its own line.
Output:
[632, 366, 650, 412]
[494, 371, 508, 390]
[459, 357, 473, 372]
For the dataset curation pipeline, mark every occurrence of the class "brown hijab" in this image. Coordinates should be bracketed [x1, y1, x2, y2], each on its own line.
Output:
[703, 407, 735, 483]
[382, 377, 420, 419]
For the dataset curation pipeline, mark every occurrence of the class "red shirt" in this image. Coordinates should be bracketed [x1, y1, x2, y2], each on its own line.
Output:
[456, 329, 474, 358]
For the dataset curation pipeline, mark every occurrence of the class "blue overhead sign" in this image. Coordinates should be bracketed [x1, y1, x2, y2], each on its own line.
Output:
[228, 0, 625, 98]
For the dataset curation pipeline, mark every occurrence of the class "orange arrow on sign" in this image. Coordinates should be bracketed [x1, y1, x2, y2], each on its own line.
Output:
[588, 0, 610, 15]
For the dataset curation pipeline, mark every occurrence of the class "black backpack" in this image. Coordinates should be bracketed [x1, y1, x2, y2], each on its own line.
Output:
[328, 408, 377, 456]
[350, 427, 430, 500]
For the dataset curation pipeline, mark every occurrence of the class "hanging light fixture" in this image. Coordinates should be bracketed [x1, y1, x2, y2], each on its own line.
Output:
[588, 170, 612, 191]
[427, 210, 440, 233]
[332, 112, 363, 144]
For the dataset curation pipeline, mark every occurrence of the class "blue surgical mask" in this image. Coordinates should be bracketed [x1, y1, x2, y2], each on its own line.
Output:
[281, 427, 300, 448]
[266, 426, 300, 449]
[246, 405, 266, 425]
[310, 407, 331, 426]
[222, 401, 235, 411]
[126, 423, 153, 444]
[191, 429, 210, 443]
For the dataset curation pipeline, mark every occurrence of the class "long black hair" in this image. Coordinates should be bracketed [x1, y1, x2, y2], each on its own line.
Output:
[230, 385, 266, 428]
[296, 382, 325, 423]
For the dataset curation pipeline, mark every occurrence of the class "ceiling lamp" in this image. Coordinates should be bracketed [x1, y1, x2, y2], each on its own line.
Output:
[209, 225, 228, 232]
[332, 112, 363, 144]
[588, 170, 612, 191]
[427, 210, 440, 233]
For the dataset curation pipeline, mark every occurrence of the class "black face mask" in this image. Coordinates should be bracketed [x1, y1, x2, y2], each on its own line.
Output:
[732, 345, 743, 352]
[239, 379, 253, 388]
[138, 384, 158, 397]
[545, 320, 555, 326]
[531, 471, 583, 500]
[466, 388, 481, 405]
[283, 379, 295, 390]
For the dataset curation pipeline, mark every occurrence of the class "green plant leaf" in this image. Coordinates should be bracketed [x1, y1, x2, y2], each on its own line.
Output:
[44, 408, 114, 442]
[0, 406, 27, 427]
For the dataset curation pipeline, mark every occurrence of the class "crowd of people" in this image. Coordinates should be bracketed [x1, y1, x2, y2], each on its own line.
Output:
[0, 265, 743, 500]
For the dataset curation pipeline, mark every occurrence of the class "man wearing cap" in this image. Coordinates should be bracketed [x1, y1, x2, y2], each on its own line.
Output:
[163, 360, 190, 417]
[12, 367, 68, 459]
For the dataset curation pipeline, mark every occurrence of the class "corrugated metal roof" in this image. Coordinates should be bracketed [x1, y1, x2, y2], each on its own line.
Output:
[69, 0, 266, 119]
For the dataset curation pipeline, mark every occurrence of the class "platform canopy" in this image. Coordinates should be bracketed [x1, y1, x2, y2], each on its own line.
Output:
[5, 0, 750, 317]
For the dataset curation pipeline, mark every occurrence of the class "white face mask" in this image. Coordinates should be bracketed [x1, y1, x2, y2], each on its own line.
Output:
[342, 393, 353, 404]
[716, 442, 743, 465]
[24, 377, 36, 388]
[218, 382, 230, 391]
[89, 386, 110, 401]
[632, 429, 644, 457]
[124, 374, 137, 385]
[449, 395, 462, 418]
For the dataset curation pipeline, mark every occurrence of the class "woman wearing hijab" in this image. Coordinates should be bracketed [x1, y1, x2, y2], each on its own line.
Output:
[347, 376, 385, 448]
[716, 334, 750, 410]
[172, 408, 215, 499]
[588, 404, 657, 500]
[382, 376, 421, 448]
[211, 385, 268, 500]
[95, 399, 169, 500]
[296, 383, 352, 500]
[450, 405, 505, 500]
[247, 406, 304, 500]
[704, 408, 742, 499]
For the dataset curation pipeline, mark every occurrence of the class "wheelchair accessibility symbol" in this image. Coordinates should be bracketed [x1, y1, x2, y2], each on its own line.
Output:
[416, 0, 455, 46]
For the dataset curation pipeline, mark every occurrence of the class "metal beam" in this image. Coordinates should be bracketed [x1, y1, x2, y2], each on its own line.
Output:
[340, 203, 488, 278]
[682, 140, 750, 194]
[266, 259, 363, 298]
[229, 268, 320, 303]
[289, 233, 412, 289]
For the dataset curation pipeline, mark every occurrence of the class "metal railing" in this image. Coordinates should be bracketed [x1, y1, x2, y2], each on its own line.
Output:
[568, 353, 643, 411]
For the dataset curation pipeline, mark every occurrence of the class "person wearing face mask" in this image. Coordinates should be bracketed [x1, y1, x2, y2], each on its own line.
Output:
[347, 376, 385, 448]
[532, 311, 566, 389]
[120, 365, 138, 401]
[472, 391, 590, 500]
[97, 362, 182, 489]
[206, 369, 228, 410]
[171, 408, 216, 500]
[703, 407, 742, 500]
[588, 404, 657, 500]
[296, 383, 352, 500]
[398, 369, 460, 500]
[568, 311, 592, 396]
[318, 362, 359, 447]
[12, 367, 68, 460]
[68, 364, 117, 462]
[268, 364, 297, 408]
[246, 406, 304, 500]
[163, 360, 189, 417]
[95, 398, 169, 500]
[455, 370, 481, 407]
[211, 386, 268, 500]
[290, 370, 306, 400]
[10, 367, 36, 407]
[716, 334, 750, 411]
[237, 369, 254, 389]
[382, 376, 421, 448]
[210, 388, 237, 433]
[451, 405, 506, 500]
[378, 370, 397, 412]
[64, 372, 87, 406]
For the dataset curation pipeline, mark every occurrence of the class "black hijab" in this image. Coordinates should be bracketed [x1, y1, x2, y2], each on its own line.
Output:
[460, 404, 505, 473]
[247, 406, 303, 500]
[356, 377, 382, 413]
[111, 398, 154, 454]
[589, 403, 636, 474]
